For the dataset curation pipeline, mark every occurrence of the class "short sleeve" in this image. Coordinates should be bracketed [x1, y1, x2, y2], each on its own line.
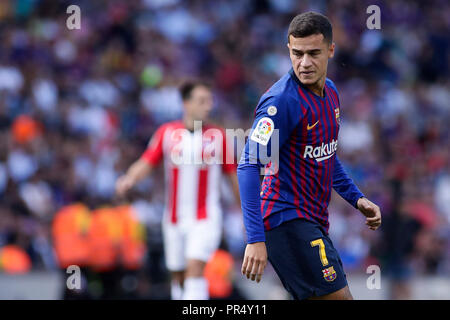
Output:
[140, 124, 166, 166]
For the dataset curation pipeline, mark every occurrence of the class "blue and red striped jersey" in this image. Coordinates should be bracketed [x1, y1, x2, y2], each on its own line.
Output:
[237, 69, 365, 243]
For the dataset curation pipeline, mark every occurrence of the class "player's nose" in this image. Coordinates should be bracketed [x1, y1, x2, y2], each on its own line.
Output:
[300, 54, 313, 68]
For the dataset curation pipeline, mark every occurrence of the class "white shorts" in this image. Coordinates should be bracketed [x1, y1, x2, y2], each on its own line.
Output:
[162, 218, 222, 272]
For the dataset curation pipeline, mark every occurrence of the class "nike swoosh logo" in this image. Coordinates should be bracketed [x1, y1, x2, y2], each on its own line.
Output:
[307, 120, 319, 130]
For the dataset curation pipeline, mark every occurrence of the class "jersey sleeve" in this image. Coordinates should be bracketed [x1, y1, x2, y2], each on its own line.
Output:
[237, 94, 302, 243]
[327, 79, 364, 207]
[241, 94, 302, 167]
[140, 124, 166, 167]
[332, 155, 365, 208]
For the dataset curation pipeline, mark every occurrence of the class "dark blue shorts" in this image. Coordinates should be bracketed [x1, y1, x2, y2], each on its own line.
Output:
[265, 218, 348, 300]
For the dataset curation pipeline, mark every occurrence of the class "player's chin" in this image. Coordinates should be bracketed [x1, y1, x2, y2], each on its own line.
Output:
[299, 74, 318, 85]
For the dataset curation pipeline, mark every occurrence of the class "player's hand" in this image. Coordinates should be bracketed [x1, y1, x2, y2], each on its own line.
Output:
[357, 197, 382, 230]
[241, 242, 267, 283]
[115, 175, 134, 197]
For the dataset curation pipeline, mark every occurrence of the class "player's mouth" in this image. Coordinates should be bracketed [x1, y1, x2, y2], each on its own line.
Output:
[300, 71, 314, 76]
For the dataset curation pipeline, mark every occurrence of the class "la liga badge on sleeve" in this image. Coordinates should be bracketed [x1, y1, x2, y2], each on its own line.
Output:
[250, 117, 274, 146]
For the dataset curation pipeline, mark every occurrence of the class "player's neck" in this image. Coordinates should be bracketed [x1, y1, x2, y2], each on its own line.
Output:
[183, 117, 194, 132]
[305, 77, 326, 98]
[183, 116, 203, 132]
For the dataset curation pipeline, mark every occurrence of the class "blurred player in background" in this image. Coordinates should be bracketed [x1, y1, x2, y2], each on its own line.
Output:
[115, 81, 240, 300]
[238, 12, 382, 300]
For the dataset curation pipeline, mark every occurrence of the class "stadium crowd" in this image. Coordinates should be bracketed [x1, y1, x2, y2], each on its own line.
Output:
[0, 0, 448, 299]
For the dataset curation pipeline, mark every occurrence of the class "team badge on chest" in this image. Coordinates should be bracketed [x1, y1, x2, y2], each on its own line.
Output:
[334, 108, 340, 124]
[322, 266, 337, 282]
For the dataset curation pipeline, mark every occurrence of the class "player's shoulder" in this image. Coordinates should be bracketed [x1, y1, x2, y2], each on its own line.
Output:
[203, 121, 225, 133]
[158, 120, 184, 132]
[325, 78, 339, 96]
[256, 72, 299, 114]
[149, 120, 184, 146]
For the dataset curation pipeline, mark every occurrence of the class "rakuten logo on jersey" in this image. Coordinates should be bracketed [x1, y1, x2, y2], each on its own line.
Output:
[303, 139, 338, 162]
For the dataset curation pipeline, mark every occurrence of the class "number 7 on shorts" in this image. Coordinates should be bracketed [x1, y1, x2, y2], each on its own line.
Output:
[310, 239, 329, 266]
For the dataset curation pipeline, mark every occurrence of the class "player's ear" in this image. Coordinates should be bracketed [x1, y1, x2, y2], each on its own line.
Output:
[328, 42, 335, 58]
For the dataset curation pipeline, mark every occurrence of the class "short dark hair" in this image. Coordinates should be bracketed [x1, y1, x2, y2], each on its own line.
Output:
[288, 12, 333, 44]
[180, 81, 210, 101]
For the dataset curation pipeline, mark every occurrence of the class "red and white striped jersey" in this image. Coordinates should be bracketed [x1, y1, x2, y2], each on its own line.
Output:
[141, 120, 236, 225]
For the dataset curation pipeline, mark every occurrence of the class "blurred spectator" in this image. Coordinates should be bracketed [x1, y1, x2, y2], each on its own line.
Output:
[205, 247, 245, 300]
[0, 244, 32, 274]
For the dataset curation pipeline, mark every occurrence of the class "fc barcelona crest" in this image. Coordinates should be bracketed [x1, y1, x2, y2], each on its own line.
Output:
[322, 266, 337, 282]
[334, 108, 340, 124]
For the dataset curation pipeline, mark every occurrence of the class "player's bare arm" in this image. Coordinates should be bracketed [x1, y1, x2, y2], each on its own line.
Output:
[241, 242, 267, 283]
[357, 197, 382, 231]
[115, 158, 153, 197]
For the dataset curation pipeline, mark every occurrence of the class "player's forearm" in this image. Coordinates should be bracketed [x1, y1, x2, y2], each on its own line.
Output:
[332, 156, 365, 208]
[126, 158, 153, 185]
[237, 163, 266, 243]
